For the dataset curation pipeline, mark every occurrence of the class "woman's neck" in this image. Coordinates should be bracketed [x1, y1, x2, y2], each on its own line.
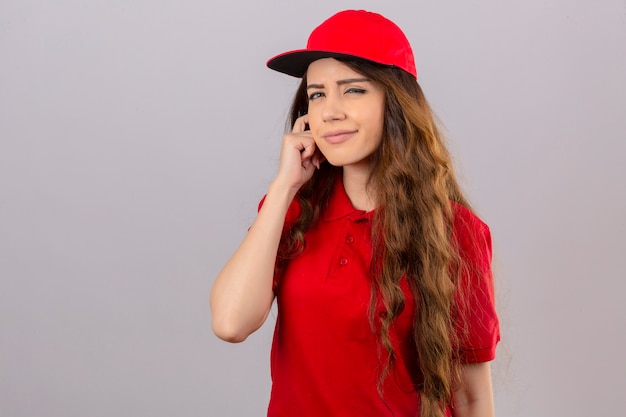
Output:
[342, 165, 377, 212]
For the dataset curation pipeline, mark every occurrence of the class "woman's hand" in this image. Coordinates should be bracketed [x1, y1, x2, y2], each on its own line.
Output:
[274, 114, 325, 193]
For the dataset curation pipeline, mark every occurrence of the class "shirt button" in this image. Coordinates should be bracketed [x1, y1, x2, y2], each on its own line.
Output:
[339, 258, 348, 266]
[345, 235, 354, 244]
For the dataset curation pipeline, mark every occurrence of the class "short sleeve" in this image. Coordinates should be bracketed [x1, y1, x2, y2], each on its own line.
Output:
[256, 195, 302, 226]
[256, 195, 302, 292]
[451, 202, 500, 363]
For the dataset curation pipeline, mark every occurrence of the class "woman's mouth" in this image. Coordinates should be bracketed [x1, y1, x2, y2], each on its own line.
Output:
[322, 130, 357, 144]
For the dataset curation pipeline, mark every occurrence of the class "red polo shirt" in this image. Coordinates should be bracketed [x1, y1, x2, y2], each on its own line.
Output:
[264, 179, 499, 417]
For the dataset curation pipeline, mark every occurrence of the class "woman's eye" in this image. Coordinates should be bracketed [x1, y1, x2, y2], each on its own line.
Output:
[346, 88, 366, 94]
[308, 92, 324, 100]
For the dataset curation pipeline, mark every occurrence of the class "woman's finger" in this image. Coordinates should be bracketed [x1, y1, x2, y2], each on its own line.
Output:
[299, 138, 316, 159]
[291, 114, 310, 134]
[312, 151, 326, 169]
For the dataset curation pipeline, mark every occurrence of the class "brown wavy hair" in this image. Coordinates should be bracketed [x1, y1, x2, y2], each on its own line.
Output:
[278, 58, 473, 417]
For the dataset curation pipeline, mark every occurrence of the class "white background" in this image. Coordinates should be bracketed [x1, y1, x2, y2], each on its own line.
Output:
[1, 0, 625, 416]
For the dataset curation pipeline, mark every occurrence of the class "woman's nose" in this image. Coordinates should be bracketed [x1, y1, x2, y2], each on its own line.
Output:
[321, 94, 346, 122]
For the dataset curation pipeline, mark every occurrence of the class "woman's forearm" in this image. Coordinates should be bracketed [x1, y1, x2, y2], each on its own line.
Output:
[209, 181, 296, 342]
[452, 362, 495, 417]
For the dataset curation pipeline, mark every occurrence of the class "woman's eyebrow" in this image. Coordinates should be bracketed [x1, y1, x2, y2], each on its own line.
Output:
[337, 77, 370, 85]
[306, 78, 371, 90]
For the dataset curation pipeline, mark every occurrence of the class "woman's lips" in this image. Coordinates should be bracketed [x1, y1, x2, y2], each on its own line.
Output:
[322, 130, 357, 144]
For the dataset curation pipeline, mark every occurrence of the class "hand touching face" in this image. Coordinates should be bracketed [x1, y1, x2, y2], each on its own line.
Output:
[273, 114, 325, 194]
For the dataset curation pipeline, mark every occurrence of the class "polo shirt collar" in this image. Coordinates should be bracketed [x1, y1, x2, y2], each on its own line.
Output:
[323, 177, 375, 222]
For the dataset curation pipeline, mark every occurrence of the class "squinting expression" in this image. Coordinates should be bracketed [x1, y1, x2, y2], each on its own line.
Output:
[306, 58, 385, 174]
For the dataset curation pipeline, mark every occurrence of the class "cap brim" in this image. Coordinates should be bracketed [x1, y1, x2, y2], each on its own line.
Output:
[266, 50, 378, 78]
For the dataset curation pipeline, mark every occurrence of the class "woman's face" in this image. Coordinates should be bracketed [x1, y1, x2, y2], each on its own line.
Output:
[305, 58, 385, 173]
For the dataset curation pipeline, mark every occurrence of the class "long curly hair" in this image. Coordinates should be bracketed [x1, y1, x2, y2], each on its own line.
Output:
[278, 58, 473, 417]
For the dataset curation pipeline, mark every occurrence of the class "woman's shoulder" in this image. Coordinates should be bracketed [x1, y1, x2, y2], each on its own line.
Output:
[450, 201, 492, 265]
[450, 201, 490, 236]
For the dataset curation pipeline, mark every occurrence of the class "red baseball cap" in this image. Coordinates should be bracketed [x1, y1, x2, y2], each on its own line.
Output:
[267, 10, 417, 79]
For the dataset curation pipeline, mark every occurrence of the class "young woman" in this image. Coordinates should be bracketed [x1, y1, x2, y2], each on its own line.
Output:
[210, 10, 500, 417]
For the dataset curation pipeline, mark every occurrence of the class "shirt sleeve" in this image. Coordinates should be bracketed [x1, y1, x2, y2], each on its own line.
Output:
[451, 202, 501, 363]
[256, 195, 302, 292]
[256, 195, 302, 225]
